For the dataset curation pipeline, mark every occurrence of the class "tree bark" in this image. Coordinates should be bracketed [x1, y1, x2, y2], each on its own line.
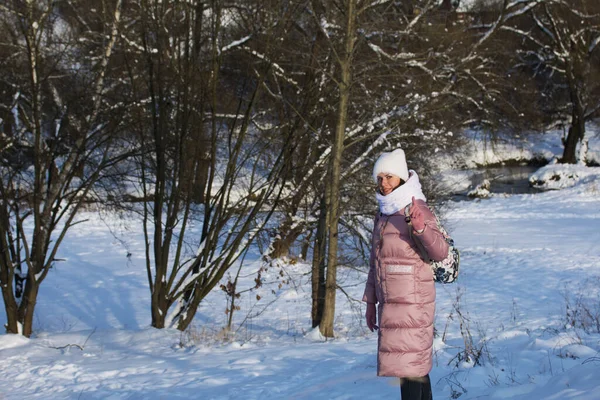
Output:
[311, 197, 327, 328]
[319, 0, 357, 338]
[0, 259, 18, 333]
[562, 116, 585, 164]
[562, 73, 586, 164]
[270, 229, 298, 259]
[270, 216, 306, 259]
[0, 205, 19, 333]
[18, 279, 39, 337]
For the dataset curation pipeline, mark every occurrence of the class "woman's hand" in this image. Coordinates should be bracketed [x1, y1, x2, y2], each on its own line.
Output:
[366, 302, 378, 332]
[409, 196, 426, 232]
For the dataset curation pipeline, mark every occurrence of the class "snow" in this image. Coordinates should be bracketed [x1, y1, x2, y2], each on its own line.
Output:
[530, 163, 600, 190]
[0, 334, 29, 350]
[467, 178, 491, 197]
[1, 134, 600, 398]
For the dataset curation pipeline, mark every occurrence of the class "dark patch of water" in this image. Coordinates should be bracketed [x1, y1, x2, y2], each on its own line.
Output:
[481, 165, 543, 194]
[452, 165, 545, 201]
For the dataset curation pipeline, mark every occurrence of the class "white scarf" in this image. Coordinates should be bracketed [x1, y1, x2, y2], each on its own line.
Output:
[376, 170, 427, 215]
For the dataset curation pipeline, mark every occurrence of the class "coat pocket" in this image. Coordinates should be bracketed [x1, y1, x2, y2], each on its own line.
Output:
[384, 264, 416, 304]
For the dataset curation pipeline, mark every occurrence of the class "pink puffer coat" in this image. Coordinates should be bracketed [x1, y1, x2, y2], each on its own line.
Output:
[363, 199, 449, 378]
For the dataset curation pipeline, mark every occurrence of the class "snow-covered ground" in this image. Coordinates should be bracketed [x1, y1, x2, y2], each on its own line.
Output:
[1, 132, 600, 399]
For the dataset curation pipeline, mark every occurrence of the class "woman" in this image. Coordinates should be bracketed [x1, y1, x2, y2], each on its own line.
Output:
[363, 149, 449, 400]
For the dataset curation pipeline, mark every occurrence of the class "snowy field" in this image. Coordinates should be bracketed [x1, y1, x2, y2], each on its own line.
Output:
[1, 132, 600, 399]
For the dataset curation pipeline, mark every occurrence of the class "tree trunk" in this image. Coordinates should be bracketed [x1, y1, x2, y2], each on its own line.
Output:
[175, 283, 212, 331]
[151, 289, 168, 329]
[311, 197, 327, 328]
[319, 0, 356, 338]
[0, 212, 19, 333]
[270, 218, 304, 259]
[192, 152, 210, 204]
[0, 274, 18, 334]
[561, 107, 585, 164]
[17, 275, 39, 337]
[562, 62, 586, 164]
[301, 229, 313, 261]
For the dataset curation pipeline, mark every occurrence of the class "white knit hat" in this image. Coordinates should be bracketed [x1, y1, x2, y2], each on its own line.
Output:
[372, 149, 409, 183]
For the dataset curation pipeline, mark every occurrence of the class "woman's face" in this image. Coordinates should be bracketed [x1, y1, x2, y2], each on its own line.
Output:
[377, 173, 402, 196]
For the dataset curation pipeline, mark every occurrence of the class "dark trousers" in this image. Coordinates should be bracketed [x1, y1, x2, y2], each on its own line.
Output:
[400, 375, 432, 400]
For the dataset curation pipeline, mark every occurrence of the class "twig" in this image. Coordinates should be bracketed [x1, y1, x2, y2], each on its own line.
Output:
[336, 284, 362, 304]
[82, 327, 97, 348]
[49, 327, 96, 351]
[51, 343, 84, 351]
[583, 356, 600, 365]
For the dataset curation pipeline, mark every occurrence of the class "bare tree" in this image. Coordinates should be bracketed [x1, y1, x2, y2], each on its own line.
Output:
[307, 0, 358, 338]
[0, 0, 128, 336]
[120, 0, 296, 331]
[479, 0, 600, 163]
[524, 0, 600, 163]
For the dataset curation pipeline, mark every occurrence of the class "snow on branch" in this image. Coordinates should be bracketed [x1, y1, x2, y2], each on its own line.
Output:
[318, 16, 339, 41]
[367, 42, 436, 78]
[367, 43, 416, 61]
[532, 13, 556, 43]
[590, 34, 600, 54]
[504, 0, 543, 19]
[283, 112, 398, 199]
[499, 26, 546, 49]
[214, 113, 245, 119]
[405, 0, 436, 33]
[119, 34, 145, 52]
[463, 1, 509, 63]
[286, 146, 330, 199]
[242, 46, 299, 88]
[562, 4, 600, 20]
[357, 0, 393, 14]
[541, 3, 569, 56]
[463, 0, 544, 64]
[342, 130, 391, 179]
[569, 28, 589, 49]
[444, 90, 485, 111]
[221, 35, 251, 53]
[407, 60, 434, 77]
[547, 64, 566, 74]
